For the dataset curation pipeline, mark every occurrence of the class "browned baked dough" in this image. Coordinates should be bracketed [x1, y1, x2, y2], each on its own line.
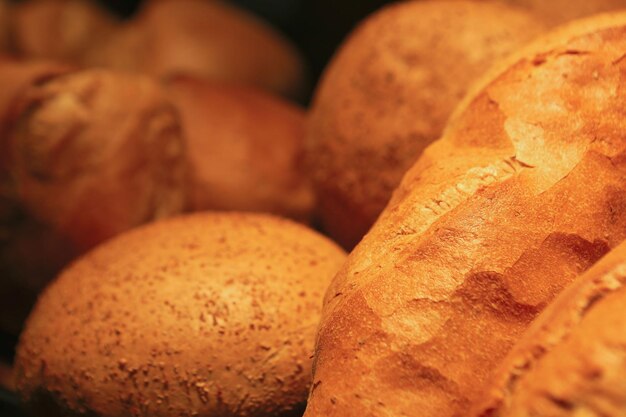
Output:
[305, 0, 547, 249]
[83, 0, 306, 98]
[11, 0, 118, 63]
[305, 13, 626, 417]
[166, 76, 314, 222]
[509, 0, 626, 25]
[6, 69, 186, 251]
[0, 59, 77, 334]
[15, 212, 346, 417]
[472, 241, 626, 417]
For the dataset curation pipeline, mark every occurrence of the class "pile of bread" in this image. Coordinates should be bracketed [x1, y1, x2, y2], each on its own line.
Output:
[2, 0, 626, 416]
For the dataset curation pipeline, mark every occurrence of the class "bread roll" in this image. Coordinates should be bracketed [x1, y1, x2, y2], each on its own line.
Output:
[305, 0, 547, 249]
[167, 76, 314, 222]
[0, 59, 76, 334]
[15, 212, 347, 417]
[305, 13, 626, 417]
[84, 0, 306, 98]
[0, 58, 72, 169]
[471, 241, 626, 417]
[6, 69, 186, 251]
[11, 0, 118, 62]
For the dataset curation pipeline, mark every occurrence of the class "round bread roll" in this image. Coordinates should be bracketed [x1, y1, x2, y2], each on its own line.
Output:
[83, 0, 306, 98]
[471, 241, 626, 417]
[11, 0, 118, 62]
[166, 76, 314, 222]
[6, 68, 187, 251]
[15, 212, 347, 417]
[305, 0, 547, 249]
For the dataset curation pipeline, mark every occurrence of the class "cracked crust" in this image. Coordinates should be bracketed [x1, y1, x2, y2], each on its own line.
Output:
[305, 12, 626, 417]
[6, 69, 187, 251]
[83, 0, 306, 99]
[165, 76, 314, 222]
[305, 0, 547, 249]
[472, 241, 626, 417]
[15, 212, 347, 417]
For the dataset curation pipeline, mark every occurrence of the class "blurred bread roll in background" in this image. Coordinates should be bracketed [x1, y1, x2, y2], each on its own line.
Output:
[15, 213, 346, 417]
[472, 241, 626, 417]
[305, 0, 547, 249]
[167, 76, 314, 222]
[6, 68, 187, 251]
[83, 0, 307, 98]
[0, 59, 76, 334]
[11, 0, 119, 62]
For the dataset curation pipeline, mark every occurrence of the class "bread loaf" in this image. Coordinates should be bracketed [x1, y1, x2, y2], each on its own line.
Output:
[15, 212, 346, 417]
[166, 76, 314, 222]
[84, 0, 306, 98]
[471, 241, 626, 417]
[305, 13, 626, 417]
[305, 0, 547, 249]
[6, 69, 186, 251]
[11, 0, 118, 62]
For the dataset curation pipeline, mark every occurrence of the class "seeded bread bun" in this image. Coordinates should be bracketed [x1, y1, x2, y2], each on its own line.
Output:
[6, 68, 186, 251]
[166, 76, 313, 222]
[84, 0, 306, 98]
[15, 212, 346, 417]
[11, 0, 118, 63]
[305, 0, 547, 249]
[472, 241, 626, 417]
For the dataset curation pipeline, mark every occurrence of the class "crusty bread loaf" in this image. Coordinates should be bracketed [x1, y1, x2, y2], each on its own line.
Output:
[305, 13, 626, 417]
[471, 241, 626, 417]
[83, 0, 306, 98]
[166, 76, 314, 222]
[15, 212, 346, 417]
[11, 0, 118, 62]
[305, 0, 547, 249]
[6, 69, 186, 251]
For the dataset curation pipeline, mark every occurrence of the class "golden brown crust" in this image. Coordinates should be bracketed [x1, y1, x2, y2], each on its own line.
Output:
[509, 0, 626, 25]
[166, 76, 314, 222]
[10, 0, 118, 63]
[83, 0, 306, 98]
[305, 0, 547, 249]
[7, 69, 187, 251]
[15, 212, 346, 417]
[305, 13, 626, 417]
[472, 242, 626, 417]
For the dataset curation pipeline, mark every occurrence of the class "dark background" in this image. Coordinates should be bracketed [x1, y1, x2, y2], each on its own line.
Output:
[0, 0, 393, 415]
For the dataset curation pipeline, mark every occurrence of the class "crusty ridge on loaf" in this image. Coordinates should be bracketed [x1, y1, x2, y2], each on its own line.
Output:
[305, 12, 626, 417]
[471, 241, 626, 417]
